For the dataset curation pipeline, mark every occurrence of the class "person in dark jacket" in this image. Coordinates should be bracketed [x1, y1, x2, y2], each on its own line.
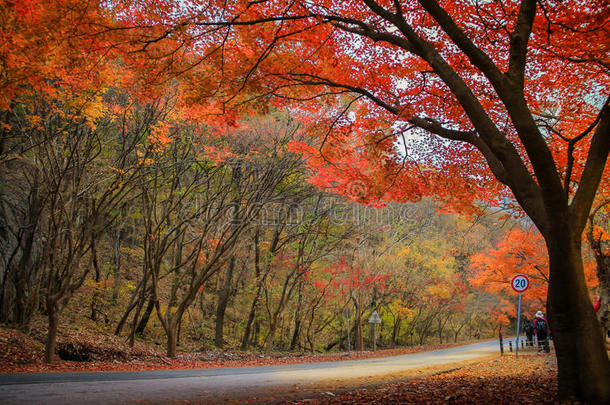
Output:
[534, 311, 550, 353]
[523, 318, 534, 347]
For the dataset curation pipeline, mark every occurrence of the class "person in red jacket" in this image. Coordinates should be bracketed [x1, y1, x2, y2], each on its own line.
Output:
[534, 311, 550, 353]
[594, 297, 601, 313]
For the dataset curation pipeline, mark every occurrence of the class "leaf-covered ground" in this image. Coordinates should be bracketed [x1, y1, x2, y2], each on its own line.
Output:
[285, 355, 558, 404]
[0, 326, 476, 373]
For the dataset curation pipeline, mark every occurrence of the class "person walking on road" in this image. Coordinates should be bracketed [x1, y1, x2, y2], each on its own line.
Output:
[523, 318, 534, 347]
[534, 311, 550, 353]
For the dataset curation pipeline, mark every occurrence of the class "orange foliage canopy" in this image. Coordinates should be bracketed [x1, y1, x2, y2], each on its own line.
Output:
[470, 228, 598, 323]
[3, 1, 608, 217]
[5, 1, 607, 216]
[86, 0, 608, 217]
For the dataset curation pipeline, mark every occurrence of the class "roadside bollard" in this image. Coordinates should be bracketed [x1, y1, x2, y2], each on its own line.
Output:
[499, 331, 504, 355]
[509, 341, 513, 352]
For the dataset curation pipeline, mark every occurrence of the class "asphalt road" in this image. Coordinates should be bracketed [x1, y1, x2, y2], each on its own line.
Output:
[0, 340, 500, 404]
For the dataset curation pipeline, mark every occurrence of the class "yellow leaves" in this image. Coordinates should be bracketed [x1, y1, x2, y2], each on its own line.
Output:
[121, 281, 136, 294]
[426, 284, 451, 299]
[389, 299, 414, 319]
[109, 166, 126, 176]
[81, 93, 105, 129]
[149, 121, 173, 151]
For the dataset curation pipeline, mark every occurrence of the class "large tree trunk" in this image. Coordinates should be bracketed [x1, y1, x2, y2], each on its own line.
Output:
[546, 233, 610, 404]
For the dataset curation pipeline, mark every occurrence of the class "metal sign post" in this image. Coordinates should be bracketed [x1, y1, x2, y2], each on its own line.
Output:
[368, 310, 381, 352]
[511, 274, 530, 358]
[515, 292, 522, 358]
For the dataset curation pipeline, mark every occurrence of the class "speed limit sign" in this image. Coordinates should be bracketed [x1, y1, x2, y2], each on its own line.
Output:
[511, 274, 530, 293]
[511, 274, 529, 358]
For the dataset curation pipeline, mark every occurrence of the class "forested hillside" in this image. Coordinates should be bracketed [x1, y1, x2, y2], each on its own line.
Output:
[1, 1, 609, 402]
[1, 100, 534, 360]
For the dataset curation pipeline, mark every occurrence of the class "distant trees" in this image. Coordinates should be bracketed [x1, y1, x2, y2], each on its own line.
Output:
[0, 87, 564, 364]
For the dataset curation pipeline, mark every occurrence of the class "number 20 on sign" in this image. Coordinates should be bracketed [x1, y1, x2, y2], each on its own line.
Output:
[511, 274, 530, 293]
[511, 274, 529, 358]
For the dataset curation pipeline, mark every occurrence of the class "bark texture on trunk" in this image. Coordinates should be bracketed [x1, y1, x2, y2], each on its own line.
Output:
[547, 235, 610, 404]
[44, 308, 59, 363]
[166, 322, 178, 358]
[135, 297, 155, 336]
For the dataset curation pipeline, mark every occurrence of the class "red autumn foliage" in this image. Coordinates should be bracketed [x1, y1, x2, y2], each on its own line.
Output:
[469, 227, 598, 325]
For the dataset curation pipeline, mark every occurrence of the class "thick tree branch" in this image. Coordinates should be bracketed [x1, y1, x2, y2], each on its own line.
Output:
[332, 5, 550, 231]
[413, 0, 562, 209]
[285, 72, 549, 227]
[327, 20, 416, 53]
[409, 116, 510, 185]
[417, 0, 505, 88]
[506, 0, 537, 88]
[570, 101, 610, 233]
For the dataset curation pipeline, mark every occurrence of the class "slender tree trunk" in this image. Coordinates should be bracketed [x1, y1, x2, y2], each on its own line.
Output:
[290, 283, 303, 351]
[215, 256, 235, 348]
[357, 304, 363, 351]
[44, 305, 59, 363]
[392, 316, 401, 347]
[438, 318, 443, 344]
[546, 234, 610, 404]
[115, 297, 138, 336]
[111, 231, 122, 304]
[241, 227, 265, 350]
[250, 320, 260, 347]
[290, 317, 302, 351]
[265, 315, 279, 353]
[240, 290, 260, 350]
[90, 234, 101, 321]
[115, 274, 147, 336]
[135, 297, 155, 336]
[454, 321, 466, 343]
[166, 323, 178, 358]
[128, 292, 147, 347]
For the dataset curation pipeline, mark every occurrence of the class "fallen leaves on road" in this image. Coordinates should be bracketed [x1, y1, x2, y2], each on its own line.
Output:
[286, 355, 558, 404]
[0, 326, 480, 374]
